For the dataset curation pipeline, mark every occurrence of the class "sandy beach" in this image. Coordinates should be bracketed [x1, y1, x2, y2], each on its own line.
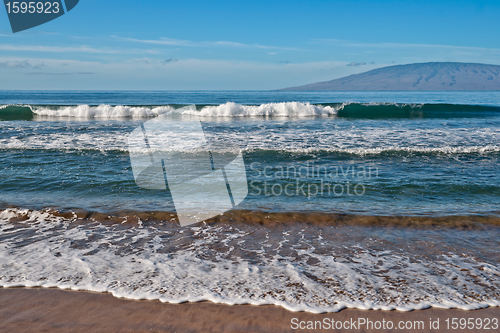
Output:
[0, 288, 498, 333]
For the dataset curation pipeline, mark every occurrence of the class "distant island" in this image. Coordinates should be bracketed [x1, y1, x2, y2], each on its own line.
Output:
[280, 62, 500, 91]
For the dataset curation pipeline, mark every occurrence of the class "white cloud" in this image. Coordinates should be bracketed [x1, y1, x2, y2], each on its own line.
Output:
[0, 56, 381, 90]
[161, 58, 178, 65]
[0, 44, 159, 54]
[346, 62, 367, 67]
[0, 60, 45, 69]
[312, 38, 500, 53]
[25, 72, 93, 75]
[115, 37, 193, 47]
[309, 39, 500, 67]
[114, 36, 302, 51]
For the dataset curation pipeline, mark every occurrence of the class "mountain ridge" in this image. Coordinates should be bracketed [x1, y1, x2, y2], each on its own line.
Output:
[280, 62, 500, 91]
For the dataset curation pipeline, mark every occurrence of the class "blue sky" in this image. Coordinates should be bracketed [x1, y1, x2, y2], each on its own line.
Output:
[1, 0, 499, 89]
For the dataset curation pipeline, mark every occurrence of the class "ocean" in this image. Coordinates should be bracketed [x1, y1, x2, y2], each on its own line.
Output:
[0, 90, 499, 312]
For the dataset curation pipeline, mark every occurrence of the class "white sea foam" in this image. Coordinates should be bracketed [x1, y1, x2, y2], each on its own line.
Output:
[196, 102, 336, 117]
[336, 102, 424, 110]
[1, 119, 499, 155]
[29, 102, 337, 119]
[279, 145, 500, 156]
[0, 208, 499, 313]
[32, 105, 175, 118]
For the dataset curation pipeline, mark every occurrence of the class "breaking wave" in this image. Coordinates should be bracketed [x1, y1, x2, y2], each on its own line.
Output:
[1, 102, 499, 120]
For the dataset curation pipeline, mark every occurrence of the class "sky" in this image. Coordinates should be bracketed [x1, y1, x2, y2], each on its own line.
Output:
[1, 0, 500, 90]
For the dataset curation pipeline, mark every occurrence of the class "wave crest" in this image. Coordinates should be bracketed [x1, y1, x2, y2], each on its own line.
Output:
[1, 102, 499, 120]
[196, 102, 336, 117]
[32, 105, 175, 118]
[29, 102, 337, 118]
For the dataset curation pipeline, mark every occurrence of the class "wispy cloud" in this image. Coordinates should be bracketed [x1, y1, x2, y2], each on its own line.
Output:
[6, 30, 59, 35]
[116, 37, 193, 47]
[161, 58, 178, 65]
[309, 38, 500, 66]
[312, 38, 500, 53]
[0, 44, 159, 54]
[114, 36, 302, 51]
[0, 60, 45, 69]
[346, 62, 367, 67]
[25, 72, 94, 75]
[0, 55, 386, 90]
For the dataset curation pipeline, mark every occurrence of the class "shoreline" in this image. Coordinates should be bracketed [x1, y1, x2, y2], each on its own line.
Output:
[2, 206, 500, 229]
[0, 288, 499, 332]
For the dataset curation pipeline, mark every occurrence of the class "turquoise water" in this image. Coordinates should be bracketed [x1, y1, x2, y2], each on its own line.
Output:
[0, 91, 499, 216]
[0, 91, 499, 312]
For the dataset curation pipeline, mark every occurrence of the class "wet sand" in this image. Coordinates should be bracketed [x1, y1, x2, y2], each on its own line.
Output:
[0, 288, 499, 332]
